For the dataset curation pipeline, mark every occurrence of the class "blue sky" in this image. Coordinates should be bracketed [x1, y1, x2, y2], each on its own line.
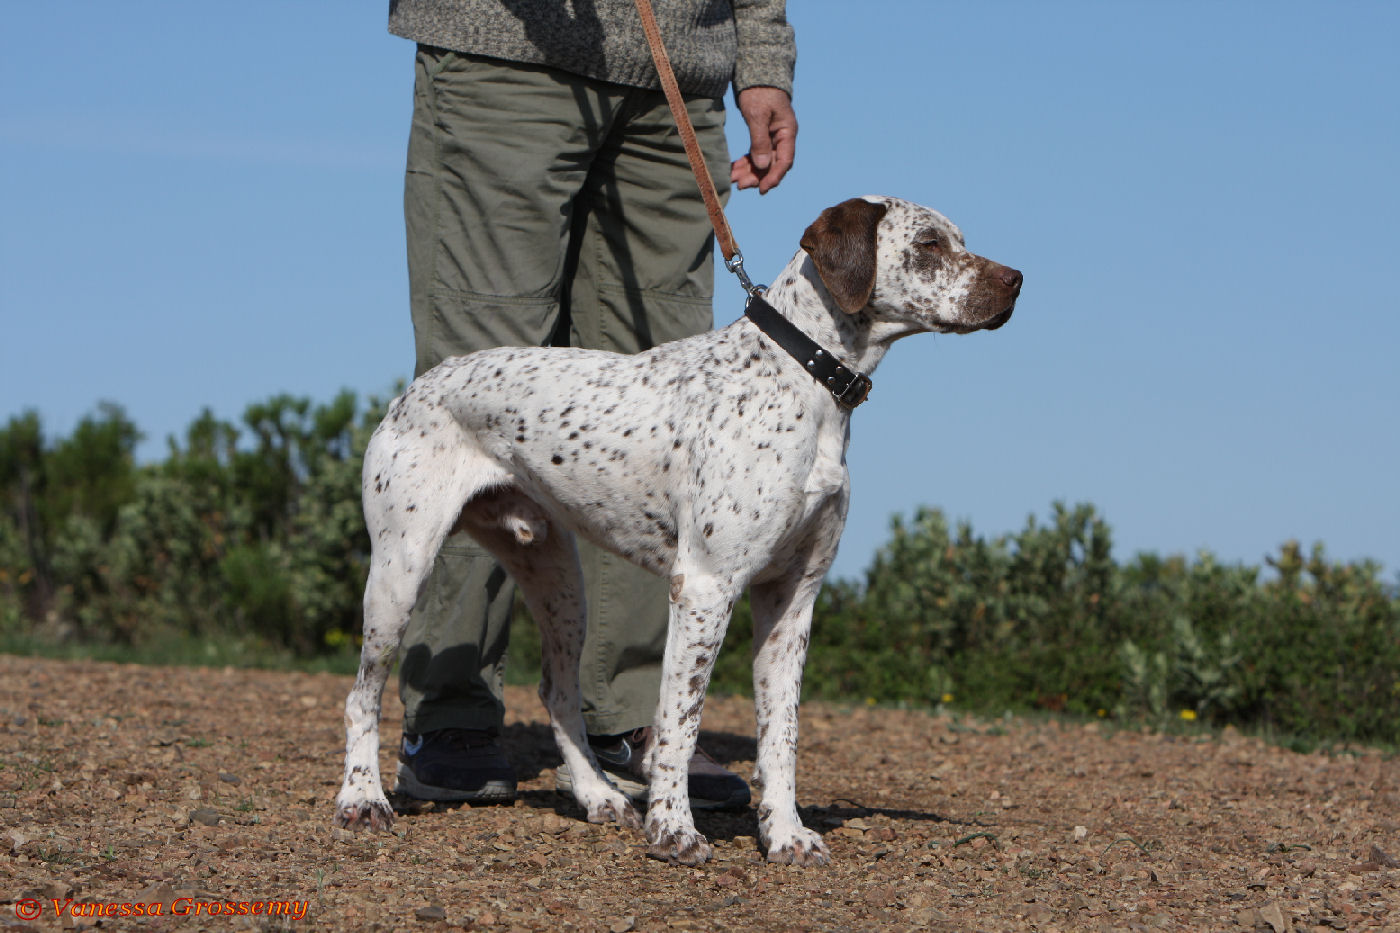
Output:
[2, 1, 1397, 583]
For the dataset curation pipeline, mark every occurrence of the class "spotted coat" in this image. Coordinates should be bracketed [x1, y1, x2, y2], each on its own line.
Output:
[334, 196, 1023, 866]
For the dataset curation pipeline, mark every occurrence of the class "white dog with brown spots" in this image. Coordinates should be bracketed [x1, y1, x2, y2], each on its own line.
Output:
[335, 196, 1022, 866]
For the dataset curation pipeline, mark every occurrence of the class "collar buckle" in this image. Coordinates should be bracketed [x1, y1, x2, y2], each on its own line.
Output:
[834, 372, 873, 410]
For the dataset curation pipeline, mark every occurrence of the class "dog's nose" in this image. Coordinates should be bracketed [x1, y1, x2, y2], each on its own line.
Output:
[998, 267, 1023, 292]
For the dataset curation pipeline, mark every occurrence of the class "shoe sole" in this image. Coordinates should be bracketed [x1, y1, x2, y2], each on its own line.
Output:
[555, 764, 750, 811]
[395, 763, 516, 804]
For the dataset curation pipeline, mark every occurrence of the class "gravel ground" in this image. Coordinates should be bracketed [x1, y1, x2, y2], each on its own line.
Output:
[2, 653, 1398, 932]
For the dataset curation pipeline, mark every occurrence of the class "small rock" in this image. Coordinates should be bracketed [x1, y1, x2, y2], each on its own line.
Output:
[415, 904, 447, 922]
[40, 881, 74, 900]
[1257, 902, 1289, 933]
[189, 806, 221, 826]
[610, 916, 636, 933]
[218, 772, 241, 785]
[715, 868, 744, 887]
[137, 882, 177, 905]
[911, 906, 951, 924]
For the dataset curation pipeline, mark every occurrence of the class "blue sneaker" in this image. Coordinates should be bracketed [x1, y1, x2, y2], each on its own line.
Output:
[395, 728, 517, 803]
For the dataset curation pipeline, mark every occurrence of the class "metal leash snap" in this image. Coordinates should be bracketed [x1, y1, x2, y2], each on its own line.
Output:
[725, 250, 766, 299]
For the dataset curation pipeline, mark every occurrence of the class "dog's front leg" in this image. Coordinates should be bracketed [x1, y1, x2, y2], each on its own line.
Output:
[749, 570, 830, 865]
[642, 572, 737, 865]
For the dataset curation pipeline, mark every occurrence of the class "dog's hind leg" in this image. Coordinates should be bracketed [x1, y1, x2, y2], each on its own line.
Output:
[335, 425, 497, 831]
[461, 490, 642, 830]
[335, 556, 422, 830]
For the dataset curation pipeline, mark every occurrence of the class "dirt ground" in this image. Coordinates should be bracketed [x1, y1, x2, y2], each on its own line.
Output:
[2, 654, 1398, 932]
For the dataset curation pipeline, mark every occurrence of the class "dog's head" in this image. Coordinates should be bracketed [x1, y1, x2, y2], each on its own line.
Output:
[799, 196, 1021, 334]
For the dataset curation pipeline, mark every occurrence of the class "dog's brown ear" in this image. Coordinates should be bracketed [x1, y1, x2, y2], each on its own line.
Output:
[799, 198, 889, 314]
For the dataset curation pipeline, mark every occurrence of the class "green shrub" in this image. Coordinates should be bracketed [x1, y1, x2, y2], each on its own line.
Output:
[3, 396, 1397, 748]
[0, 391, 391, 657]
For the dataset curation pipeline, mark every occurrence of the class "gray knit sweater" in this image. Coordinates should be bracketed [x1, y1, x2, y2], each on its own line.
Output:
[387, 0, 794, 99]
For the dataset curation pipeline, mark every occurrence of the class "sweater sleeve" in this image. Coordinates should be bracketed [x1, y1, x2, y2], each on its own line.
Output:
[731, 0, 796, 97]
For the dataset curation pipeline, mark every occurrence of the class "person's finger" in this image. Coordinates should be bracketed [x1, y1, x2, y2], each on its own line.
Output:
[759, 128, 795, 193]
[744, 109, 774, 172]
[757, 106, 797, 193]
[731, 155, 760, 189]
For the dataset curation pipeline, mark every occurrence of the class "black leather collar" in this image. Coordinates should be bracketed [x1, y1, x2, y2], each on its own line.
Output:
[744, 294, 873, 410]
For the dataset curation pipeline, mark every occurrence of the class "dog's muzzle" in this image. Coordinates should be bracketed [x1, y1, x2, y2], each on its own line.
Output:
[983, 266, 1022, 331]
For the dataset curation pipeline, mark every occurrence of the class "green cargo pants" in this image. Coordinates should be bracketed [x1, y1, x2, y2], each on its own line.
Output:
[397, 47, 730, 737]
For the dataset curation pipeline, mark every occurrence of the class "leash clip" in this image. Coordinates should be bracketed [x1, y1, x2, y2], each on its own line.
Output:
[725, 250, 766, 299]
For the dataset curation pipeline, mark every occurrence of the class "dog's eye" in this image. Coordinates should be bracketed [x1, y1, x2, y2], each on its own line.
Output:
[916, 237, 941, 251]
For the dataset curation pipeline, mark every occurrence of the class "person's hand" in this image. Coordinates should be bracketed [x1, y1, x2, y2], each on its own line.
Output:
[731, 86, 797, 194]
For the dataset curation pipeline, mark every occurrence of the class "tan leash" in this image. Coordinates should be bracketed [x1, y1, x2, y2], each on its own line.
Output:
[634, 0, 872, 409]
[633, 0, 763, 297]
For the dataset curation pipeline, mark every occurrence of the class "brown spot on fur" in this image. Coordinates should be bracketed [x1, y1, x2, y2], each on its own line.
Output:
[669, 574, 684, 602]
[905, 228, 946, 279]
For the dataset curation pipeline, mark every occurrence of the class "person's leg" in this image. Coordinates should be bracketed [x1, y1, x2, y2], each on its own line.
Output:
[567, 89, 729, 736]
[556, 88, 749, 809]
[396, 47, 618, 799]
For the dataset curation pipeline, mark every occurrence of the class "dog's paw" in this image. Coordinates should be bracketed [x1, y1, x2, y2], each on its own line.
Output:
[646, 828, 713, 866]
[587, 797, 643, 830]
[334, 796, 395, 833]
[572, 779, 643, 830]
[765, 828, 830, 866]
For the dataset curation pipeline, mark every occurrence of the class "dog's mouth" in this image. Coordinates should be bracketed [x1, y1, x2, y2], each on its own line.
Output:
[939, 301, 1016, 334]
[982, 304, 1015, 331]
